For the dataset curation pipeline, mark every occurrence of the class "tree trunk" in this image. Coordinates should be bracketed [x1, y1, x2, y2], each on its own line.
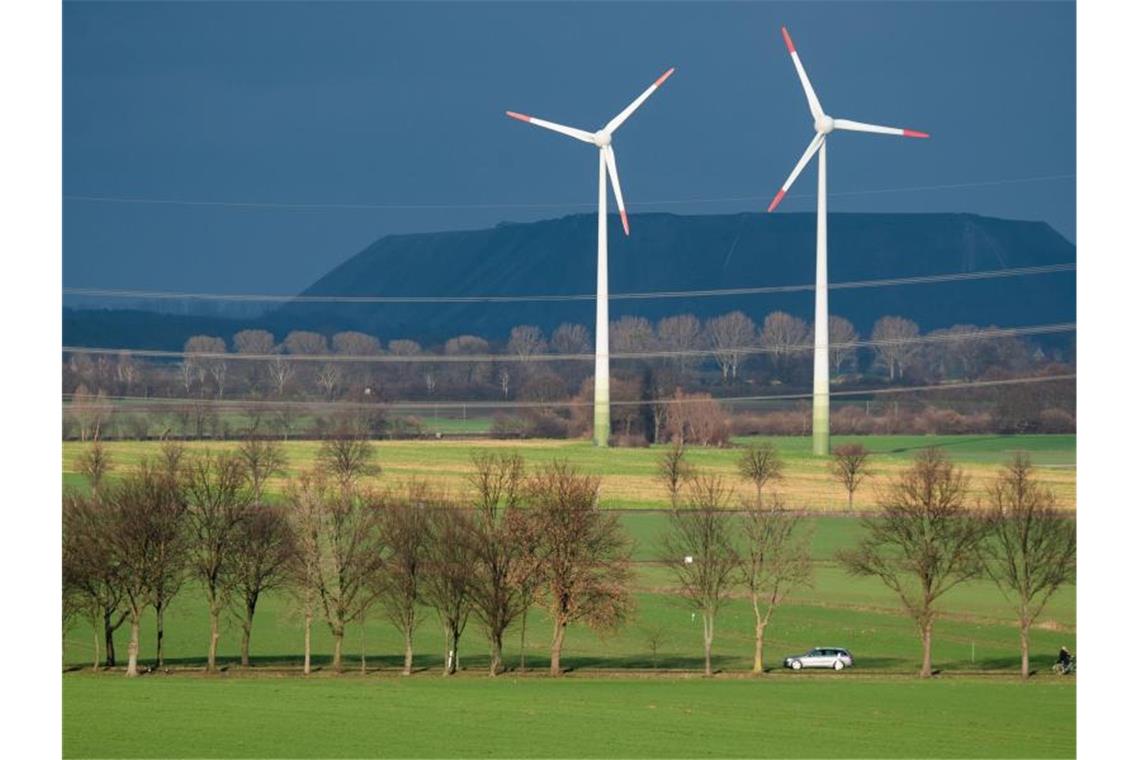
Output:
[550, 620, 567, 677]
[155, 601, 165, 668]
[489, 629, 504, 677]
[847, 490, 854, 511]
[241, 597, 257, 668]
[443, 624, 460, 676]
[1020, 619, 1031, 681]
[332, 629, 344, 673]
[207, 608, 220, 672]
[920, 620, 933, 678]
[702, 612, 715, 677]
[92, 611, 101, 671]
[103, 607, 117, 667]
[752, 611, 766, 675]
[402, 627, 414, 676]
[519, 608, 528, 674]
[126, 615, 141, 677]
[303, 611, 312, 675]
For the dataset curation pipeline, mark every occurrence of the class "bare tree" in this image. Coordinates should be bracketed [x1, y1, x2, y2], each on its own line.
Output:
[610, 316, 656, 355]
[830, 443, 872, 511]
[63, 492, 125, 669]
[828, 315, 859, 375]
[467, 452, 537, 676]
[317, 436, 380, 487]
[551, 323, 590, 355]
[99, 464, 183, 676]
[184, 452, 253, 671]
[76, 441, 113, 494]
[983, 453, 1076, 679]
[421, 503, 478, 675]
[838, 448, 987, 677]
[231, 503, 295, 667]
[871, 316, 920, 381]
[739, 496, 812, 674]
[233, 329, 276, 395]
[662, 390, 731, 447]
[656, 314, 703, 375]
[530, 462, 633, 676]
[237, 437, 288, 504]
[283, 331, 329, 356]
[287, 473, 385, 672]
[184, 336, 228, 398]
[661, 475, 739, 676]
[760, 311, 810, 382]
[507, 325, 547, 362]
[233, 329, 276, 356]
[656, 440, 694, 508]
[738, 443, 785, 507]
[704, 311, 756, 381]
[146, 460, 189, 669]
[376, 483, 434, 675]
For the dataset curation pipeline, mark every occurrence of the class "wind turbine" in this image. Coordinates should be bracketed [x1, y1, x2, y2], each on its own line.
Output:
[507, 68, 674, 447]
[767, 26, 929, 456]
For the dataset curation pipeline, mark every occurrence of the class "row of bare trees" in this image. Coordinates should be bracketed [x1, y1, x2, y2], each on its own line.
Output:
[65, 310, 1065, 413]
[657, 444, 1075, 679]
[65, 441, 1072, 680]
[63, 443, 633, 678]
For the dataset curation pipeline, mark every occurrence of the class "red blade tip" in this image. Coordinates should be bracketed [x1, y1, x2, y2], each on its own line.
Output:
[620, 208, 630, 235]
[781, 27, 796, 54]
[506, 111, 532, 123]
[655, 68, 676, 87]
[903, 129, 930, 138]
[767, 189, 786, 213]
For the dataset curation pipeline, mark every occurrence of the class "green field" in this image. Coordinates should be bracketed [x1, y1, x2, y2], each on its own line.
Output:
[62, 434, 1075, 510]
[63, 675, 1074, 758]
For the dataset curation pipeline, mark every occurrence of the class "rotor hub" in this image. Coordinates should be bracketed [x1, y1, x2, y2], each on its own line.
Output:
[594, 130, 612, 147]
[815, 115, 835, 134]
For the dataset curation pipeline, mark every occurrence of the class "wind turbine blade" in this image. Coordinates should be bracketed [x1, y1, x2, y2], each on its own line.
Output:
[781, 26, 824, 120]
[603, 145, 630, 235]
[603, 68, 675, 135]
[505, 112, 595, 144]
[834, 118, 929, 138]
[768, 132, 825, 212]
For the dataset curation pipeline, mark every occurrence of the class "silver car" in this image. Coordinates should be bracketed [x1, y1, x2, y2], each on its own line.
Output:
[784, 647, 854, 671]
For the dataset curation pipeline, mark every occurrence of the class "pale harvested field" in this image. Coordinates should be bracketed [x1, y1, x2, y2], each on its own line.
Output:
[62, 435, 1075, 511]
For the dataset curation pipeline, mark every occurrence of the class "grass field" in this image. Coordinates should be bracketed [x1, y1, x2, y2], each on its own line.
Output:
[63, 675, 1075, 758]
[62, 434, 1075, 510]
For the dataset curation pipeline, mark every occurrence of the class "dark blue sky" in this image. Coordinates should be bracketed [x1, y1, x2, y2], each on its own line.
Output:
[64, 1, 1075, 294]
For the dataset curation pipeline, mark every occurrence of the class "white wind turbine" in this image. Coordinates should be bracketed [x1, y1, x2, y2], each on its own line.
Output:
[507, 68, 674, 447]
[767, 26, 929, 456]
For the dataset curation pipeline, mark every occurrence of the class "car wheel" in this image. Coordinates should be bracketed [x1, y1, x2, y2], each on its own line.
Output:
[791, 660, 802, 671]
[833, 660, 845, 671]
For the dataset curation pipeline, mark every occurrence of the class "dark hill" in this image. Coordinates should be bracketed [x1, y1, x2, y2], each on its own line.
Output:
[64, 212, 1075, 350]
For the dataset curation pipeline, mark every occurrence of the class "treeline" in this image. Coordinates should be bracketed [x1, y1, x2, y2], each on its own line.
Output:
[64, 440, 1074, 680]
[62, 310, 1074, 442]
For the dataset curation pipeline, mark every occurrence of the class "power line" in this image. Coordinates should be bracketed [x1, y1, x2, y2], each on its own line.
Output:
[61, 374, 1076, 412]
[62, 173, 1074, 212]
[64, 262, 1075, 305]
[61, 322, 1076, 365]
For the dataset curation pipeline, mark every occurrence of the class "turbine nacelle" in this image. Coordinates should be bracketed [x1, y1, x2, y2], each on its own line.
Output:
[593, 131, 612, 148]
[814, 114, 835, 135]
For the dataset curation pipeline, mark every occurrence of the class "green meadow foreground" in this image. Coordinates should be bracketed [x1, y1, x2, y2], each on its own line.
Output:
[63, 675, 1075, 759]
[62, 434, 1076, 510]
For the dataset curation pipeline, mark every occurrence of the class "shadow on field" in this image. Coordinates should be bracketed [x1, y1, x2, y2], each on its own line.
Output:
[875, 435, 1013, 457]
